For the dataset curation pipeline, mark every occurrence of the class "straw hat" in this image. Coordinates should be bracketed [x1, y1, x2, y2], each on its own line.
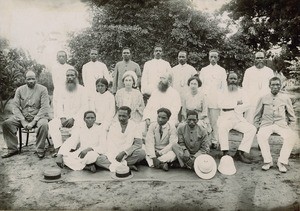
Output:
[41, 167, 63, 183]
[122, 71, 138, 87]
[111, 165, 134, 180]
[218, 155, 237, 175]
[194, 154, 217, 180]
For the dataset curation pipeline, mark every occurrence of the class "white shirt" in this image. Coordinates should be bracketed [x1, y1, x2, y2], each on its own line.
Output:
[82, 61, 112, 96]
[51, 62, 74, 91]
[199, 64, 227, 108]
[141, 59, 171, 95]
[143, 86, 181, 125]
[242, 66, 274, 106]
[171, 63, 197, 102]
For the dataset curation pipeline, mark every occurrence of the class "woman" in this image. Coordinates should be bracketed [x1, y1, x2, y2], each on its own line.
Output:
[115, 71, 145, 122]
[182, 76, 211, 133]
[91, 78, 115, 130]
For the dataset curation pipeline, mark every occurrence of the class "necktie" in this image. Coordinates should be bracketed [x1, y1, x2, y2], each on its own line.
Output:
[159, 125, 163, 139]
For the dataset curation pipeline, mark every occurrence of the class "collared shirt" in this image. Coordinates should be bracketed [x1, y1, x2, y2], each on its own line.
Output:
[51, 62, 74, 91]
[143, 87, 181, 125]
[171, 63, 197, 102]
[145, 122, 178, 158]
[254, 93, 296, 128]
[112, 60, 141, 93]
[242, 66, 274, 106]
[177, 123, 210, 155]
[199, 64, 227, 108]
[141, 58, 171, 95]
[58, 124, 107, 155]
[82, 61, 112, 95]
[13, 84, 50, 122]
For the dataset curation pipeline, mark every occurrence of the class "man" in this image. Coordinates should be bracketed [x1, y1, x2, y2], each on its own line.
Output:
[51, 50, 74, 117]
[95, 106, 145, 171]
[143, 72, 181, 127]
[1, 71, 50, 158]
[141, 45, 171, 101]
[171, 51, 197, 102]
[55, 111, 107, 173]
[199, 49, 227, 149]
[243, 51, 274, 123]
[145, 108, 177, 171]
[217, 72, 256, 164]
[254, 77, 297, 173]
[48, 69, 87, 154]
[172, 110, 210, 169]
[82, 48, 111, 107]
[112, 47, 142, 93]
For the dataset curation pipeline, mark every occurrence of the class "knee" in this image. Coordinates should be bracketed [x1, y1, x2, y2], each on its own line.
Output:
[96, 154, 108, 162]
[134, 148, 146, 158]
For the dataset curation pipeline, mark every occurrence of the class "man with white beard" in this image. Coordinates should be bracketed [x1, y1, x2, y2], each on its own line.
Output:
[48, 69, 87, 156]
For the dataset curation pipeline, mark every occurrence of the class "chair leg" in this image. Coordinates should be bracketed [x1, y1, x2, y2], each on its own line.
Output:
[19, 128, 22, 153]
[46, 137, 51, 146]
[26, 132, 29, 146]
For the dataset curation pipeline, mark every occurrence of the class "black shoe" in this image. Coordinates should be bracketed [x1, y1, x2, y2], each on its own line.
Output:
[129, 165, 138, 171]
[159, 163, 169, 171]
[37, 151, 45, 159]
[1, 151, 19, 158]
[233, 151, 251, 164]
[211, 143, 219, 150]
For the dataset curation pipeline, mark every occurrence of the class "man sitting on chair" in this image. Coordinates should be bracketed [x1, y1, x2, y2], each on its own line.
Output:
[1, 71, 50, 159]
[55, 111, 107, 172]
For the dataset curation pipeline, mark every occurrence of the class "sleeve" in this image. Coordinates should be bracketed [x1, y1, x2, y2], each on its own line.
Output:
[82, 64, 87, 86]
[199, 95, 208, 119]
[135, 91, 145, 116]
[220, 68, 227, 91]
[242, 69, 249, 90]
[136, 64, 142, 88]
[74, 88, 88, 121]
[141, 62, 149, 94]
[145, 123, 156, 158]
[285, 97, 296, 126]
[169, 90, 181, 125]
[177, 126, 187, 150]
[34, 87, 50, 121]
[253, 97, 264, 128]
[12, 88, 25, 121]
[112, 64, 119, 94]
[124, 138, 143, 156]
[103, 63, 112, 83]
[92, 128, 107, 154]
[142, 93, 156, 122]
[198, 130, 210, 154]
[160, 126, 178, 154]
[115, 90, 121, 108]
[57, 131, 80, 156]
[181, 96, 187, 121]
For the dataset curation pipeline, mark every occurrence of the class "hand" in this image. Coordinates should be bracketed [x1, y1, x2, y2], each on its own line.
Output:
[64, 118, 75, 128]
[146, 119, 150, 128]
[78, 148, 92, 159]
[60, 117, 67, 126]
[155, 150, 161, 157]
[21, 120, 28, 129]
[237, 100, 243, 105]
[55, 155, 64, 168]
[182, 150, 190, 162]
[26, 120, 36, 130]
[115, 151, 126, 162]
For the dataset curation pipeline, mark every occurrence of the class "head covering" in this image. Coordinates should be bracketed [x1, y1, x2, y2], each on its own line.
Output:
[41, 168, 63, 183]
[194, 154, 217, 180]
[218, 155, 236, 175]
[122, 71, 137, 87]
[111, 165, 134, 180]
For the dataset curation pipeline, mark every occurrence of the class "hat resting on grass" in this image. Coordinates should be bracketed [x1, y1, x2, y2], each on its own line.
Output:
[41, 167, 63, 183]
[194, 154, 217, 180]
[111, 165, 133, 180]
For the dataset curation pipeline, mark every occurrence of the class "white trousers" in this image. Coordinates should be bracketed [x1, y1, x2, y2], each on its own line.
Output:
[257, 124, 297, 164]
[217, 113, 256, 153]
[145, 151, 176, 167]
[63, 150, 99, 170]
[208, 108, 220, 144]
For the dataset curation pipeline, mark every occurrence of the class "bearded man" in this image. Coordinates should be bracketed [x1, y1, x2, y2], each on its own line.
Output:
[1, 71, 50, 159]
[143, 72, 181, 127]
[217, 71, 256, 163]
[48, 69, 88, 155]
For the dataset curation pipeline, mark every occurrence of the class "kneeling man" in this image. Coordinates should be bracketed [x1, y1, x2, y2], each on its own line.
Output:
[145, 108, 178, 171]
[172, 110, 210, 169]
[55, 111, 107, 172]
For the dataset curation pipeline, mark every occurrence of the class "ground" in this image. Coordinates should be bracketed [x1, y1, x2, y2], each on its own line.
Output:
[0, 96, 299, 210]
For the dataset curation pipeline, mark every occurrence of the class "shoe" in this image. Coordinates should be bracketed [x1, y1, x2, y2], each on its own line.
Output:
[37, 151, 45, 159]
[160, 163, 169, 171]
[210, 143, 219, 150]
[84, 164, 97, 173]
[233, 151, 252, 164]
[128, 165, 138, 171]
[277, 162, 287, 173]
[262, 162, 273, 171]
[1, 150, 19, 158]
[152, 158, 160, 168]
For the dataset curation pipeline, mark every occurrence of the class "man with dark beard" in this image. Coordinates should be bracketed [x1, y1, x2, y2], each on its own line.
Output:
[143, 72, 181, 127]
[48, 69, 88, 155]
[1, 71, 50, 159]
[217, 71, 256, 163]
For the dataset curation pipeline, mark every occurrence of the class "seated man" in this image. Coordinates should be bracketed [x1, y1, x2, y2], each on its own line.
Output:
[95, 106, 145, 171]
[217, 72, 256, 164]
[172, 110, 210, 169]
[1, 71, 50, 159]
[254, 77, 298, 173]
[145, 108, 178, 171]
[55, 111, 107, 172]
[49, 69, 87, 155]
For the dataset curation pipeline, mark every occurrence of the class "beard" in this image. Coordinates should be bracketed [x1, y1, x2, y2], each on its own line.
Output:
[66, 79, 78, 92]
[158, 81, 169, 93]
[228, 83, 238, 91]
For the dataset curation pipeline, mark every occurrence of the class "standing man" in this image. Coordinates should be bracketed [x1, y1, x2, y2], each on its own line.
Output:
[145, 108, 178, 171]
[141, 45, 171, 102]
[217, 72, 256, 163]
[243, 51, 274, 123]
[254, 77, 297, 173]
[51, 50, 74, 118]
[1, 71, 50, 159]
[172, 110, 210, 169]
[82, 48, 111, 107]
[199, 49, 227, 149]
[112, 47, 141, 94]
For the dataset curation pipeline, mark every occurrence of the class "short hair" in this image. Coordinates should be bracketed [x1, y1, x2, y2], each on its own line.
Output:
[157, 107, 172, 119]
[227, 71, 238, 81]
[122, 47, 131, 52]
[90, 48, 99, 53]
[154, 45, 163, 51]
[84, 110, 96, 118]
[66, 69, 78, 77]
[187, 76, 202, 87]
[269, 77, 281, 85]
[57, 50, 67, 58]
[95, 78, 109, 90]
[209, 49, 219, 54]
[119, 106, 131, 115]
[186, 110, 198, 119]
[178, 50, 187, 55]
